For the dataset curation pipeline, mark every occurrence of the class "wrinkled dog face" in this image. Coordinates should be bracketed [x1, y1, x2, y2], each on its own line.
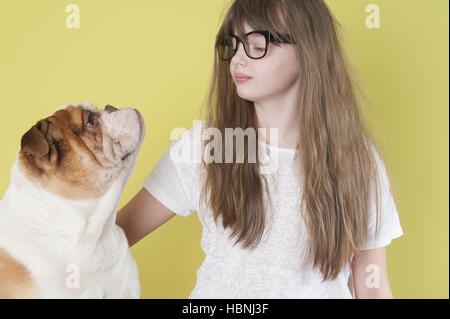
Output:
[18, 102, 146, 200]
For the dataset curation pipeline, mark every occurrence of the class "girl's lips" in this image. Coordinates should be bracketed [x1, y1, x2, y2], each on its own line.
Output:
[235, 76, 252, 83]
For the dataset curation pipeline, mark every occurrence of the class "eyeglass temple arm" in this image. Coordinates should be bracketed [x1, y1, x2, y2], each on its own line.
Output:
[271, 33, 294, 44]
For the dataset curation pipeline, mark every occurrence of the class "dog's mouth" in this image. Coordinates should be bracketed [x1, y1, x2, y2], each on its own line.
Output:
[135, 110, 145, 145]
[100, 105, 146, 164]
[121, 152, 131, 161]
[121, 111, 145, 162]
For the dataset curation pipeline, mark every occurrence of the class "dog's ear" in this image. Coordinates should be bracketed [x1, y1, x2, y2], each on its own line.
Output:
[21, 120, 50, 158]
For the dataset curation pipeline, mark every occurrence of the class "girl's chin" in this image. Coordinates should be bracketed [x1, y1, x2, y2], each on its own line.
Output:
[236, 94, 255, 102]
[236, 88, 257, 101]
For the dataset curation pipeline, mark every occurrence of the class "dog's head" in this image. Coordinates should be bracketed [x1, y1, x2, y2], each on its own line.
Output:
[18, 102, 146, 200]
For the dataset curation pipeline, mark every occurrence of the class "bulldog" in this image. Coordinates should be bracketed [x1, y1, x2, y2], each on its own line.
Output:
[0, 102, 145, 298]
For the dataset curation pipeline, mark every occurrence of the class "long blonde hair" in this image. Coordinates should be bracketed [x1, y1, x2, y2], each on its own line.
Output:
[198, 0, 384, 281]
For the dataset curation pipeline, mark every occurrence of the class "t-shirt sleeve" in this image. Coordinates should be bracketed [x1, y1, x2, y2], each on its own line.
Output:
[142, 130, 199, 218]
[357, 146, 404, 250]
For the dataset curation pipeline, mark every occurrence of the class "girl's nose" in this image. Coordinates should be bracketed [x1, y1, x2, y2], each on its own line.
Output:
[231, 42, 248, 65]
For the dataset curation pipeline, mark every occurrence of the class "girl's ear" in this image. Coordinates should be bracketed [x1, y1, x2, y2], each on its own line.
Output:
[21, 120, 50, 158]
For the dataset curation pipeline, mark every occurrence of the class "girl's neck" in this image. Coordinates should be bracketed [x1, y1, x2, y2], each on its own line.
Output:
[254, 82, 300, 149]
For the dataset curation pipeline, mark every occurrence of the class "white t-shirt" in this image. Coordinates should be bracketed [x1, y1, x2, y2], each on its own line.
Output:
[142, 120, 404, 299]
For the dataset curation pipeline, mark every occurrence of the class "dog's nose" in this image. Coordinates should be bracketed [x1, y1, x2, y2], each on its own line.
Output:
[105, 104, 118, 113]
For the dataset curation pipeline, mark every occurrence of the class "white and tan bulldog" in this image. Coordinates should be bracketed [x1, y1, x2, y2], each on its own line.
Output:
[0, 102, 145, 298]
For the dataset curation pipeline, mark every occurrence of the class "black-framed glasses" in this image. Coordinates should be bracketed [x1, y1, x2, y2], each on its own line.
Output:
[216, 30, 294, 61]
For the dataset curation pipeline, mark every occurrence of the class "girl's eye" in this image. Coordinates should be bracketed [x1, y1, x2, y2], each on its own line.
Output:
[251, 47, 265, 53]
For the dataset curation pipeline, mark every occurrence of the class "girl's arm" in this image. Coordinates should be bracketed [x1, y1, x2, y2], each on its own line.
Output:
[351, 247, 395, 298]
[116, 187, 176, 247]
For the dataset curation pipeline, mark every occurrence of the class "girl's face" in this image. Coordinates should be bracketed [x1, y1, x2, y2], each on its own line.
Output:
[230, 22, 300, 104]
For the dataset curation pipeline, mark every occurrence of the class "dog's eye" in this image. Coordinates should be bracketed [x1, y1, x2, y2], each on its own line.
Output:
[87, 114, 95, 125]
[83, 111, 99, 129]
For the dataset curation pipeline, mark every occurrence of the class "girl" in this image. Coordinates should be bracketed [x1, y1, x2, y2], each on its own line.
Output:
[117, 0, 404, 299]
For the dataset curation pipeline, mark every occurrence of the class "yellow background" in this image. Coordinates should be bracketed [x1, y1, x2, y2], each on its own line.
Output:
[0, 0, 447, 298]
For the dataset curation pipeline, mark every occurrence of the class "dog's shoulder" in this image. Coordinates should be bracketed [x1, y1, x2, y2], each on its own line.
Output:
[0, 246, 40, 298]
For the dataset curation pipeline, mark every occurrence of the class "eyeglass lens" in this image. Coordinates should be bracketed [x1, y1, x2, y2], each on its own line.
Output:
[218, 33, 267, 60]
